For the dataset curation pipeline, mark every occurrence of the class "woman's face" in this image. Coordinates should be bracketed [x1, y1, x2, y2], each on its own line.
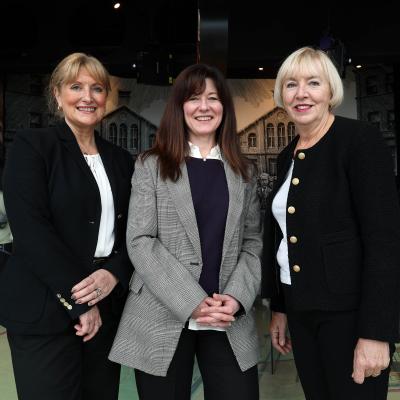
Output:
[281, 65, 332, 128]
[55, 67, 107, 132]
[183, 78, 223, 141]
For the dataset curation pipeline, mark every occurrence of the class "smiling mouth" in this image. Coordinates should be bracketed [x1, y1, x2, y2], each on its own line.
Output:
[195, 116, 212, 121]
[77, 106, 96, 112]
[294, 104, 312, 111]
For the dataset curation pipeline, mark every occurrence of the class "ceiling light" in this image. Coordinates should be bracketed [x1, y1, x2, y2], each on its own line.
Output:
[258, 67, 264, 71]
[114, 3, 121, 9]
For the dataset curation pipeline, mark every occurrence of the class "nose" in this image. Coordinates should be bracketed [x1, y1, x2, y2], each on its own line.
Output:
[81, 86, 92, 102]
[199, 97, 210, 111]
[295, 82, 308, 99]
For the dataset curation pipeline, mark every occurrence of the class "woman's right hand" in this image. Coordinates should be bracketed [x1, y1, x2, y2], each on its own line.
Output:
[191, 297, 233, 328]
[74, 305, 102, 342]
[270, 311, 292, 354]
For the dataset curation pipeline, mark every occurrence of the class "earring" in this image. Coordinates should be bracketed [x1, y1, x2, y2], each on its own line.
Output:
[57, 104, 62, 111]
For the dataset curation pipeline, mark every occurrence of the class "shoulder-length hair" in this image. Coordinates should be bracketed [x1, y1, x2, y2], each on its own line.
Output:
[142, 63, 250, 182]
[274, 46, 344, 109]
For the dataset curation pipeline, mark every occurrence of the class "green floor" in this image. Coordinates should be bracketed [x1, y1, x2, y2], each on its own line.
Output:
[2, 302, 400, 399]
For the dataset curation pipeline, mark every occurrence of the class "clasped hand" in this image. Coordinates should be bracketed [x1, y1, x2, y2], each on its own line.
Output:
[71, 268, 118, 306]
[192, 293, 240, 328]
[74, 305, 102, 342]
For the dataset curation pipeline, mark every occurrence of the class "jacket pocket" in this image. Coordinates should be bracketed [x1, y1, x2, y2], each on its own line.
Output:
[129, 272, 144, 294]
[322, 234, 362, 295]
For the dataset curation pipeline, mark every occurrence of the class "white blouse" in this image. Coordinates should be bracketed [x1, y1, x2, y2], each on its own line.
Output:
[271, 160, 294, 285]
[84, 154, 115, 257]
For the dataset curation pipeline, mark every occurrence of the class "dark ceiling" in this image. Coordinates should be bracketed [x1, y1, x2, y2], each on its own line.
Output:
[1, 0, 400, 81]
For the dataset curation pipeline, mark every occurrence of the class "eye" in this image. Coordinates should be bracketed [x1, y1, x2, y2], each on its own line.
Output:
[285, 82, 297, 89]
[93, 85, 104, 93]
[188, 95, 199, 101]
[70, 84, 81, 91]
[309, 80, 320, 86]
[208, 96, 220, 101]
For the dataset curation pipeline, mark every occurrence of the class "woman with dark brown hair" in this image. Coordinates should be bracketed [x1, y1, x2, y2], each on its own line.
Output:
[110, 63, 262, 399]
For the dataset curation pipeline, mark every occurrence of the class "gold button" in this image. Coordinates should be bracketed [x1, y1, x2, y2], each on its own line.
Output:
[289, 236, 298, 244]
[293, 265, 301, 272]
[292, 177, 300, 185]
[60, 298, 66, 303]
[288, 206, 296, 214]
[57, 294, 61, 298]
[298, 152, 305, 160]
[67, 305, 72, 310]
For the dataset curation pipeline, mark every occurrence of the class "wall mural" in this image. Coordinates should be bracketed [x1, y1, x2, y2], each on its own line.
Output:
[3, 67, 395, 207]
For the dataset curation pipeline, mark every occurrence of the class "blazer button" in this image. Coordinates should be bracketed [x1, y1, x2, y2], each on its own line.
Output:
[89, 221, 95, 224]
[292, 177, 300, 185]
[289, 236, 298, 244]
[293, 265, 301, 272]
[298, 152, 306, 160]
[288, 206, 296, 214]
[117, 213, 123, 219]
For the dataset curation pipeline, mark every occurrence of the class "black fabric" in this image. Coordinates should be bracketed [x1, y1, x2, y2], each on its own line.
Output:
[262, 116, 400, 342]
[7, 302, 121, 400]
[283, 284, 394, 400]
[135, 328, 259, 400]
[0, 120, 134, 334]
[186, 157, 229, 295]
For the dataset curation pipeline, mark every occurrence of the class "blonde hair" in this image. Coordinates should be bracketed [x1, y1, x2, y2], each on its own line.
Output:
[274, 47, 344, 109]
[47, 52, 111, 116]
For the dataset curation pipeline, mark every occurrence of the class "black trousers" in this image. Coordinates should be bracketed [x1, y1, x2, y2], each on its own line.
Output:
[7, 301, 121, 400]
[135, 327, 259, 400]
[283, 284, 393, 400]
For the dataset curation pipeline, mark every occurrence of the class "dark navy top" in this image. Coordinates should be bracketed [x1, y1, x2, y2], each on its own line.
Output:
[186, 157, 229, 295]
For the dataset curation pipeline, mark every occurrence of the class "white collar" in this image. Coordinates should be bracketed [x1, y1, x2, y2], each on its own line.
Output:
[188, 142, 222, 161]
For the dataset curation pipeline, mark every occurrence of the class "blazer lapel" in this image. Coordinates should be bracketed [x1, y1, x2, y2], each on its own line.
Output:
[166, 163, 202, 263]
[56, 121, 99, 194]
[221, 160, 244, 262]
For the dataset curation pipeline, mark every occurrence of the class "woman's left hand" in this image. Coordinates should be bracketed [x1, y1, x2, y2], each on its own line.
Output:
[196, 293, 240, 326]
[352, 338, 390, 384]
[71, 268, 118, 306]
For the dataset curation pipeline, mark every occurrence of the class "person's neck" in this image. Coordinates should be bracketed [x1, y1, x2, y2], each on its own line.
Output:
[189, 135, 217, 159]
[65, 119, 97, 155]
[295, 113, 334, 150]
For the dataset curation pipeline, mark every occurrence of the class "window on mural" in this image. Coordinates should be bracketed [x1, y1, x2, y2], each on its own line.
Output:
[248, 133, 257, 148]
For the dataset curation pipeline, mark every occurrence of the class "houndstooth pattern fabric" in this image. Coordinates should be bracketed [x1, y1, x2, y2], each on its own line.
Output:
[109, 155, 263, 376]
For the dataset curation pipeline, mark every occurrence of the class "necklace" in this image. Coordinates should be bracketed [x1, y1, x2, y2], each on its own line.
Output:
[78, 141, 98, 155]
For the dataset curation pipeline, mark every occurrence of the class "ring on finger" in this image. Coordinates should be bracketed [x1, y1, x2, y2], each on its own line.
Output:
[94, 288, 102, 298]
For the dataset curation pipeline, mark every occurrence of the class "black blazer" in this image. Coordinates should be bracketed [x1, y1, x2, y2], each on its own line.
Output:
[262, 116, 400, 342]
[0, 120, 134, 334]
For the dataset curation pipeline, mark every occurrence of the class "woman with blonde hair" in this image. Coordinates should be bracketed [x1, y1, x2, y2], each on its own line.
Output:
[262, 46, 400, 399]
[0, 52, 134, 400]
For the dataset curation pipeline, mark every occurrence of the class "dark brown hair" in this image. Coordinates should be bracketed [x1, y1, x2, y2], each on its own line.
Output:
[142, 63, 250, 181]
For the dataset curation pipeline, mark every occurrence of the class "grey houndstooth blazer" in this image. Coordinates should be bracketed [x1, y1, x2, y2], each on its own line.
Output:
[109, 154, 262, 376]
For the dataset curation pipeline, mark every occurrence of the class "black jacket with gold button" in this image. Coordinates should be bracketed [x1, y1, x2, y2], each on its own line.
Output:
[262, 116, 400, 342]
[0, 120, 134, 334]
